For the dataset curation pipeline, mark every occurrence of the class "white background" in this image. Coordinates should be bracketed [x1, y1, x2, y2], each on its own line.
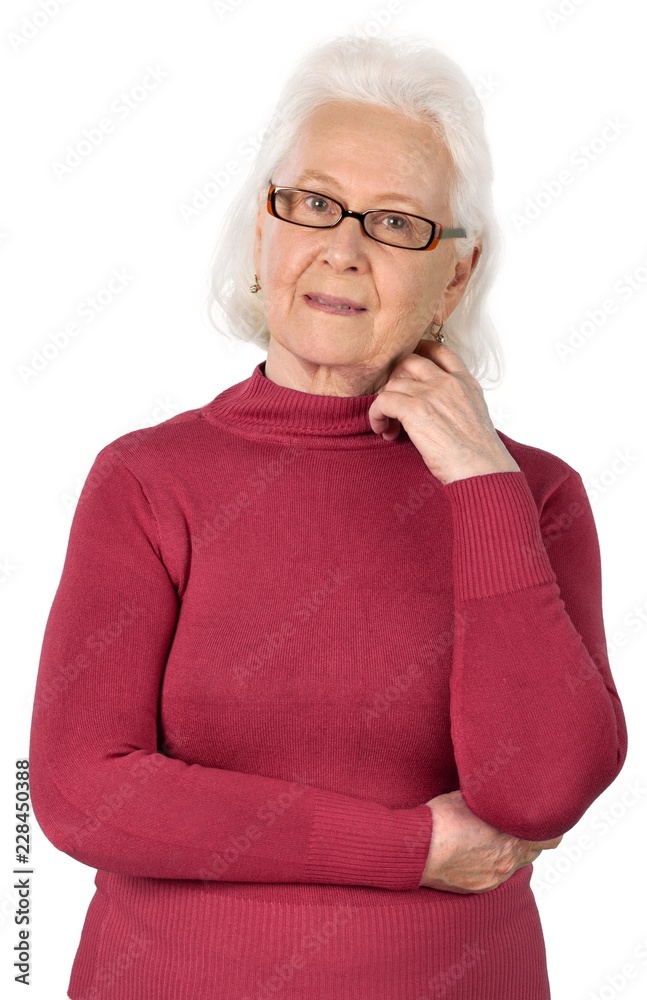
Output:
[1, 1, 645, 998]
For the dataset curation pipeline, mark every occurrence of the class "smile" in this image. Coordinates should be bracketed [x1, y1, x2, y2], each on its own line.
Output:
[304, 294, 366, 315]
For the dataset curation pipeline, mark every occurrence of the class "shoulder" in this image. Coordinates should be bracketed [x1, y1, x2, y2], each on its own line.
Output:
[494, 427, 588, 518]
[89, 400, 220, 487]
[495, 430, 604, 574]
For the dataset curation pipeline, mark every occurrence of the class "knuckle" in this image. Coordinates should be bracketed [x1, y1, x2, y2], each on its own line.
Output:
[493, 844, 516, 878]
[480, 875, 504, 892]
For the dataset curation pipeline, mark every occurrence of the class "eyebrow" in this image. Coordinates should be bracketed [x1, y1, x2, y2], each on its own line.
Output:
[295, 169, 429, 214]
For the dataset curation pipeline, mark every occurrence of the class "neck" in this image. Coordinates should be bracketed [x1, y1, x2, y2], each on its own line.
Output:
[264, 340, 393, 397]
[202, 359, 404, 447]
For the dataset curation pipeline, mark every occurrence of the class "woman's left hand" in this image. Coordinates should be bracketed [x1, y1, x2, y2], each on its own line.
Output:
[367, 339, 521, 485]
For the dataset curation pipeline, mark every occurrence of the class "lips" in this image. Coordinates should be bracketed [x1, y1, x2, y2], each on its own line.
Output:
[305, 292, 366, 311]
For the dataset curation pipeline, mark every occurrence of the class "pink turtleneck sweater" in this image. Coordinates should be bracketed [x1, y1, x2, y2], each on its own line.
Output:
[29, 360, 627, 999]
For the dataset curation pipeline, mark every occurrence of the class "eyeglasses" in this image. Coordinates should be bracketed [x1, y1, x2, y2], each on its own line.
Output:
[266, 182, 466, 251]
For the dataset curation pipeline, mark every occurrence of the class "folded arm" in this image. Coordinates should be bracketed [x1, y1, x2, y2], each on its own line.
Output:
[444, 468, 628, 841]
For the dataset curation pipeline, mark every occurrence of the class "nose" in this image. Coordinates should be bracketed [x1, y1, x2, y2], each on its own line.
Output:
[320, 214, 369, 270]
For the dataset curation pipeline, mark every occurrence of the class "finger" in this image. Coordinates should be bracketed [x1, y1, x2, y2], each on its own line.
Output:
[380, 416, 401, 441]
[366, 400, 402, 439]
[412, 339, 470, 375]
[528, 836, 562, 851]
[382, 353, 440, 387]
[367, 384, 415, 436]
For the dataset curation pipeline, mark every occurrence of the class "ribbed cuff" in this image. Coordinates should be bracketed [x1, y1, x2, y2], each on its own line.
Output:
[303, 791, 433, 891]
[443, 471, 556, 601]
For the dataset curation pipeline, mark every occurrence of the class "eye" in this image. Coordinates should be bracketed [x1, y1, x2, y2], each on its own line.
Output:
[381, 214, 412, 231]
[304, 195, 333, 213]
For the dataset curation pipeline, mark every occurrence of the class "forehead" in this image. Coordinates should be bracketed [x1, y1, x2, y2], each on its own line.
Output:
[283, 101, 453, 210]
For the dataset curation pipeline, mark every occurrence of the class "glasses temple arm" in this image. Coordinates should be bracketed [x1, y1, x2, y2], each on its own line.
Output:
[438, 227, 467, 239]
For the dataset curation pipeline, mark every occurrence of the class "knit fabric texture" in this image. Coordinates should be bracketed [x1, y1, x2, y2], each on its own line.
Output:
[29, 360, 628, 999]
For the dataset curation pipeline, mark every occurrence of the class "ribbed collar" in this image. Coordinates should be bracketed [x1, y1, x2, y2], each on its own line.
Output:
[201, 360, 396, 447]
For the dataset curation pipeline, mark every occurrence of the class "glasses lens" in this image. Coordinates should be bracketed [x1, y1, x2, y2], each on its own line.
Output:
[364, 211, 433, 249]
[272, 188, 435, 248]
[273, 188, 341, 226]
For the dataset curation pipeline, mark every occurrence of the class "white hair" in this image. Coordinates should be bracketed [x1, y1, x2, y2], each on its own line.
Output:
[204, 33, 505, 387]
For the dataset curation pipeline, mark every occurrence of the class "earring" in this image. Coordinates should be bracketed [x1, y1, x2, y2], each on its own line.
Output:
[250, 273, 261, 293]
[429, 319, 445, 343]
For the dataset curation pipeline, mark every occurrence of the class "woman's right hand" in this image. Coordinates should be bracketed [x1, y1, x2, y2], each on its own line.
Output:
[418, 790, 563, 893]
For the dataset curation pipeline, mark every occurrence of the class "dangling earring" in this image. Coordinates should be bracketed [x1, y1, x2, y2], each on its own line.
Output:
[250, 273, 261, 294]
[429, 319, 445, 343]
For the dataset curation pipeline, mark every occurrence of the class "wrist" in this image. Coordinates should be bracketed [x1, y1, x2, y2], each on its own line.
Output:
[441, 459, 521, 485]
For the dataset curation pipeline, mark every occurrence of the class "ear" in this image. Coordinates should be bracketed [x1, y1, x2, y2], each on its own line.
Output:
[442, 238, 482, 314]
[253, 198, 265, 277]
[468, 240, 482, 276]
[451, 240, 481, 288]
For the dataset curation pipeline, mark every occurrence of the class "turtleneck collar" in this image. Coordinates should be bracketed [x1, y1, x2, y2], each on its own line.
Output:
[201, 360, 398, 447]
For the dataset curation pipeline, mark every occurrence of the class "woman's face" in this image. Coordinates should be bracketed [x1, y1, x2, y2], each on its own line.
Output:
[253, 100, 480, 392]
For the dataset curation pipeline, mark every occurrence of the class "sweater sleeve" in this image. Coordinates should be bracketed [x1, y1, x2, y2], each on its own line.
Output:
[443, 468, 628, 842]
[29, 446, 432, 889]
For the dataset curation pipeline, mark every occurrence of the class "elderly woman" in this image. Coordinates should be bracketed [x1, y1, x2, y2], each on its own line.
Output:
[30, 34, 627, 1000]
